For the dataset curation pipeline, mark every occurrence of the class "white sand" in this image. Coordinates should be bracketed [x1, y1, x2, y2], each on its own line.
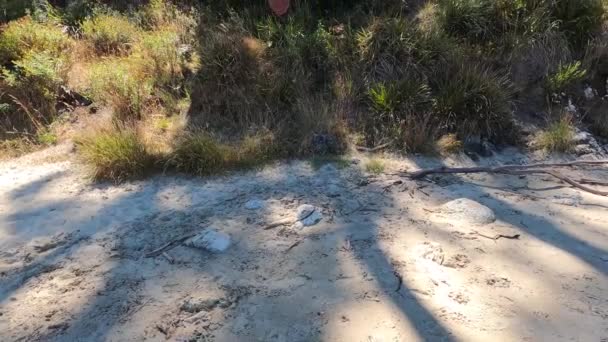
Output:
[1, 144, 607, 341]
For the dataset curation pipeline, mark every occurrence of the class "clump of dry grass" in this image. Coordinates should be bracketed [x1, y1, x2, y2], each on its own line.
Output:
[436, 133, 463, 155]
[537, 115, 575, 152]
[365, 158, 385, 174]
[167, 130, 278, 177]
[75, 125, 155, 182]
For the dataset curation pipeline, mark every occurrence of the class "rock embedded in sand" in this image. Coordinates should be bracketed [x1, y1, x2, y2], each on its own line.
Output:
[184, 229, 231, 253]
[244, 199, 265, 210]
[440, 198, 496, 225]
[181, 297, 230, 313]
[295, 204, 323, 228]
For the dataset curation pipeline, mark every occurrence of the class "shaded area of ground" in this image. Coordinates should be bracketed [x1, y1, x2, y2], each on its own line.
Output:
[0, 149, 607, 341]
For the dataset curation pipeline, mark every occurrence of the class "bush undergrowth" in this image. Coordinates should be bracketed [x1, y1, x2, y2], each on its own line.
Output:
[75, 127, 154, 182]
[2, 0, 608, 180]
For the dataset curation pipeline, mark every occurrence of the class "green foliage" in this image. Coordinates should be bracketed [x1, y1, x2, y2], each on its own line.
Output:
[368, 83, 399, 114]
[550, 0, 604, 45]
[438, 0, 496, 42]
[136, 28, 199, 89]
[432, 62, 514, 140]
[0, 13, 71, 135]
[81, 13, 141, 55]
[36, 129, 57, 145]
[537, 116, 575, 152]
[75, 127, 154, 182]
[546, 61, 587, 93]
[168, 132, 233, 176]
[168, 130, 278, 177]
[0, 16, 71, 65]
[357, 17, 415, 68]
[0, 0, 33, 22]
[1, 51, 67, 131]
[88, 58, 153, 120]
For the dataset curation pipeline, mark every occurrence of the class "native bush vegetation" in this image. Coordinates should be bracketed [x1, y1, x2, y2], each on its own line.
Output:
[1, 0, 608, 180]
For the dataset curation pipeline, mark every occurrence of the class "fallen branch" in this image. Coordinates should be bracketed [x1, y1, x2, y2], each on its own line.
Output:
[578, 178, 608, 186]
[504, 169, 608, 196]
[472, 231, 521, 241]
[355, 143, 390, 153]
[405, 160, 608, 197]
[285, 239, 303, 253]
[264, 218, 295, 230]
[407, 160, 608, 180]
[145, 233, 195, 258]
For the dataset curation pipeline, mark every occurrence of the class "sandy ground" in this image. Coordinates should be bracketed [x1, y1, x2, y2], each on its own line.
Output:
[0, 143, 607, 342]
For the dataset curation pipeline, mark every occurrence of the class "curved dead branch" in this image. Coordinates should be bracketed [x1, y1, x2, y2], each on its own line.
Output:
[405, 160, 608, 197]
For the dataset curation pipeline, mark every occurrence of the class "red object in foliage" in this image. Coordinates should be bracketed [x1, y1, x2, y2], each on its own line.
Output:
[268, 0, 290, 16]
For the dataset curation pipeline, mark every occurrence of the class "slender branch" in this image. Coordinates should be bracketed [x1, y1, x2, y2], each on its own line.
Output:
[145, 233, 195, 258]
[405, 160, 608, 197]
[406, 160, 608, 180]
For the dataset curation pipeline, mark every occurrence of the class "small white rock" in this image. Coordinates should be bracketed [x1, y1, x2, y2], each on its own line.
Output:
[296, 204, 317, 221]
[185, 229, 231, 253]
[300, 210, 323, 227]
[551, 193, 582, 206]
[295, 204, 323, 227]
[440, 198, 496, 225]
[244, 199, 265, 210]
[584, 86, 595, 100]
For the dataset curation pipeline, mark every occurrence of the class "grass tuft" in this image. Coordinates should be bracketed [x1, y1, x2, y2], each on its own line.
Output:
[365, 158, 385, 174]
[537, 115, 575, 152]
[75, 127, 154, 182]
[436, 133, 463, 155]
[81, 13, 141, 55]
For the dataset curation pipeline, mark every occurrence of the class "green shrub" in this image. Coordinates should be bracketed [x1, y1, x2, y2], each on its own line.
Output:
[550, 0, 604, 45]
[432, 62, 514, 140]
[168, 132, 233, 176]
[546, 61, 587, 94]
[139, 0, 197, 32]
[368, 83, 400, 114]
[0, 0, 33, 22]
[190, 19, 281, 129]
[1, 51, 67, 132]
[365, 78, 434, 148]
[87, 58, 153, 120]
[537, 115, 575, 152]
[75, 127, 153, 182]
[136, 28, 199, 89]
[36, 129, 57, 145]
[0, 16, 72, 64]
[357, 17, 415, 70]
[81, 13, 141, 55]
[438, 0, 496, 42]
[168, 130, 280, 176]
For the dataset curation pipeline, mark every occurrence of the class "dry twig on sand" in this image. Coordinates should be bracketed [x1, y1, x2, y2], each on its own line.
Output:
[405, 160, 608, 197]
[145, 233, 196, 258]
[263, 218, 295, 230]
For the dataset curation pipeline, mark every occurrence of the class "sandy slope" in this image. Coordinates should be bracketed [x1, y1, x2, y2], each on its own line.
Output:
[0, 144, 607, 341]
